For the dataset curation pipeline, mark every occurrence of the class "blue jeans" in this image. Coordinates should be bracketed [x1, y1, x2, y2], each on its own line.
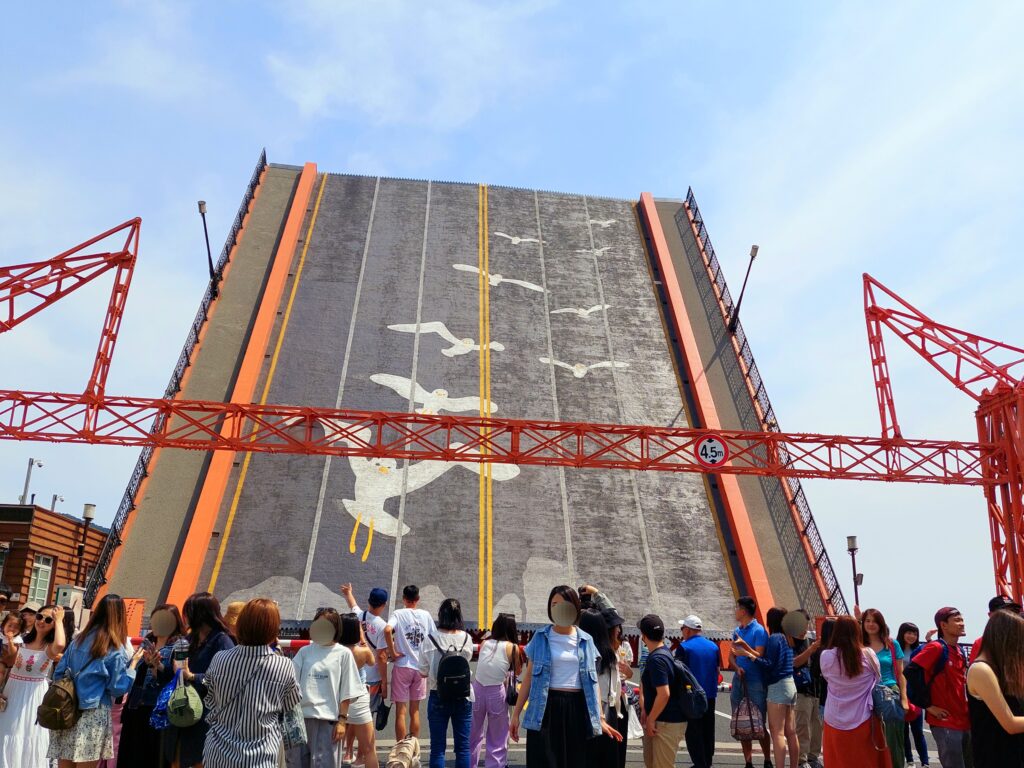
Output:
[427, 690, 472, 768]
[904, 711, 930, 765]
[931, 726, 971, 768]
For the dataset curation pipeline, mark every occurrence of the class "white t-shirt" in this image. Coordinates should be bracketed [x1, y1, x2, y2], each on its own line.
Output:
[549, 630, 581, 690]
[418, 630, 474, 694]
[387, 608, 436, 669]
[354, 604, 388, 684]
[292, 643, 366, 721]
[475, 639, 513, 686]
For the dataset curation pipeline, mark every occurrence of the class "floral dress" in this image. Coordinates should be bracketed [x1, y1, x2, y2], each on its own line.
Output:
[0, 645, 54, 768]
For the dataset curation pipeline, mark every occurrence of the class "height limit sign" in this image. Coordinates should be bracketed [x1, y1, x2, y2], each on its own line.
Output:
[695, 435, 729, 469]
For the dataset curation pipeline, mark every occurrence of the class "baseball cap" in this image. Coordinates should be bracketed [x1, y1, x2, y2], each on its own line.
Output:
[934, 607, 962, 628]
[368, 588, 389, 608]
[679, 615, 703, 630]
[637, 614, 665, 639]
[601, 608, 625, 629]
[989, 594, 1022, 613]
[20, 601, 42, 613]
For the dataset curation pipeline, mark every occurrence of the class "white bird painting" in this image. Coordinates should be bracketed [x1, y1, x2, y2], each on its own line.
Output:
[494, 232, 542, 246]
[331, 426, 520, 560]
[540, 357, 630, 378]
[550, 304, 611, 319]
[589, 219, 617, 228]
[388, 321, 505, 357]
[452, 264, 545, 293]
[575, 246, 612, 257]
[370, 373, 498, 415]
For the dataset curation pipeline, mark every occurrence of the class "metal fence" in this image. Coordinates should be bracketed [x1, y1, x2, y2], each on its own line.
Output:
[84, 149, 269, 605]
[683, 187, 848, 615]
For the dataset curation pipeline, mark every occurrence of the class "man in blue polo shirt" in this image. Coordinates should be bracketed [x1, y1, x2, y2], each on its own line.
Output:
[676, 614, 720, 768]
[730, 596, 772, 768]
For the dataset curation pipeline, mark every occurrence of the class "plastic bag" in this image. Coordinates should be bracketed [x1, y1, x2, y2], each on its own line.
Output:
[149, 670, 178, 730]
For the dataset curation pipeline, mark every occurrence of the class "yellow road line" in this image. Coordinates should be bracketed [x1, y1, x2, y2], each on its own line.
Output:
[478, 185, 486, 628]
[483, 186, 494, 624]
[208, 173, 329, 591]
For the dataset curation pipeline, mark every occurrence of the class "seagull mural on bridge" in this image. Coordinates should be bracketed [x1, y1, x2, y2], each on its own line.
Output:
[575, 246, 612, 257]
[330, 426, 519, 562]
[452, 264, 545, 293]
[370, 373, 498, 415]
[540, 356, 630, 378]
[550, 304, 611, 319]
[388, 321, 505, 357]
[493, 232, 542, 246]
[589, 219, 617, 228]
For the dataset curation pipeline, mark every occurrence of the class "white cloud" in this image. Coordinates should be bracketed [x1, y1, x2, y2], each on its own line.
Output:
[266, 0, 555, 129]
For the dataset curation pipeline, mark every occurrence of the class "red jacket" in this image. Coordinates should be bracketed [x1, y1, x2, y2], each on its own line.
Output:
[913, 640, 969, 731]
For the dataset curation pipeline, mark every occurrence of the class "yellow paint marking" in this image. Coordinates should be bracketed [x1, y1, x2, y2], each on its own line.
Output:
[483, 186, 494, 624]
[362, 519, 375, 563]
[349, 513, 363, 554]
[208, 173, 329, 592]
[477, 184, 486, 628]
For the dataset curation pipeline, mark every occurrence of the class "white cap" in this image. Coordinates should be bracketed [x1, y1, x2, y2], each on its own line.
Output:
[679, 615, 702, 630]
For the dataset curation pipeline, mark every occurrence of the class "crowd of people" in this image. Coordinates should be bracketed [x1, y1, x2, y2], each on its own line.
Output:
[0, 581, 1021, 768]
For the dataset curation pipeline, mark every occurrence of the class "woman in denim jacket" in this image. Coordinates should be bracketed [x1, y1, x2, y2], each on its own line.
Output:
[47, 595, 144, 767]
[117, 604, 185, 768]
[510, 586, 622, 768]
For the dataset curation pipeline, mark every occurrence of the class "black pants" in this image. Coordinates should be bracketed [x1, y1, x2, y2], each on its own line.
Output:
[527, 690, 591, 768]
[684, 705, 717, 768]
[584, 705, 628, 768]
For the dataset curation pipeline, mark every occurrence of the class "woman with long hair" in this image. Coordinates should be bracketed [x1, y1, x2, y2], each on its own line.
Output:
[338, 613, 379, 768]
[862, 609, 908, 767]
[117, 604, 185, 768]
[0, 604, 67, 767]
[734, 607, 799, 768]
[202, 598, 300, 768]
[579, 608, 628, 768]
[418, 598, 474, 768]
[288, 608, 369, 768]
[161, 591, 235, 768]
[470, 612, 521, 768]
[896, 622, 930, 767]
[510, 585, 620, 768]
[966, 609, 1024, 766]
[820, 615, 891, 768]
[47, 595, 143, 767]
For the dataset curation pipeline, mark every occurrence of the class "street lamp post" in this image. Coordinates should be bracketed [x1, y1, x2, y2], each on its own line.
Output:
[198, 201, 218, 298]
[50, 494, 64, 512]
[19, 458, 43, 504]
[75, 503, 96, 587]
[847, 535, 864, 607]
[728, 245, 759, 333]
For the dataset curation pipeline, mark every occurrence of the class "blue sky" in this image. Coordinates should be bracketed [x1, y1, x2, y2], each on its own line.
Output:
[2, 1, 1022, 634]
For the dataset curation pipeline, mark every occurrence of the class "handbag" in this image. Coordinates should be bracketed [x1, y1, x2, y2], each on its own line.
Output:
[168, 671, 204, 728]
[374, 698, 391, 731]
[627, 703, 643, 740]
[279, 701, 307, 749]
[149, 672, 178, 730]
[730, 679, 766, 741]
[871, 642, 906, 723]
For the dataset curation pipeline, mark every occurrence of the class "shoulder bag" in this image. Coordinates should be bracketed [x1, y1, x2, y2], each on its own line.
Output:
[870, 644, 905, 723]
[730, 677, 765, 741]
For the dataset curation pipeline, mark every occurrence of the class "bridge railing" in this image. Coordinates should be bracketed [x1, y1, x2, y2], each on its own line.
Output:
[85, 149, 268, 605]
[683, 187, 848, 616]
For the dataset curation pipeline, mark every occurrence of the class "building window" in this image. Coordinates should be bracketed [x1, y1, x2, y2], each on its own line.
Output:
[0, 549, 6, 580]
[28, 555, 54, 603]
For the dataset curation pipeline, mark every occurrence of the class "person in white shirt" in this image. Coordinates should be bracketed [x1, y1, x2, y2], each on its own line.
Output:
[288, 608, 368, 768]
[339, 583, 389, 764]
[470, 613, 522, 768]
[418, 598, 474, 768]
[384, 585, 437, 741]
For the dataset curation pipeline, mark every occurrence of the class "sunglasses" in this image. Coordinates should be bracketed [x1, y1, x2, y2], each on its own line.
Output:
[36, 615, 54, 624]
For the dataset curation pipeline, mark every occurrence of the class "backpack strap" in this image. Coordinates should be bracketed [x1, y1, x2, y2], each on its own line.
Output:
[458, 634, 469, 653]
[361, 612, 378, 651]
[428, 634, 444, 653]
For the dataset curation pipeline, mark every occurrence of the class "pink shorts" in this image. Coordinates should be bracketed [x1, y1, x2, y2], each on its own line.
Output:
[391, 664, 427, 703]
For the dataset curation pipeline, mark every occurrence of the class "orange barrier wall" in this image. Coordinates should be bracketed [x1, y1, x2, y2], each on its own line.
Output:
[637, 192, 774, 613]
[165, 162, 318, 608]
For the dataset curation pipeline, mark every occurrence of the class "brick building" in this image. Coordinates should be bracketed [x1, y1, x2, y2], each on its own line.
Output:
[0, 504, 108, 606]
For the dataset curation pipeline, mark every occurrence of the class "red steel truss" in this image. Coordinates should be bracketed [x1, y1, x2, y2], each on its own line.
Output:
[1, 223, 1021, 601]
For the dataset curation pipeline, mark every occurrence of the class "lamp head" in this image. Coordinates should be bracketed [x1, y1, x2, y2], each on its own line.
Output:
[83, 503, 96, 522]
[846, 535, 858, 552]
[198, 200, 207, 215]
[750, 244, 759, 259]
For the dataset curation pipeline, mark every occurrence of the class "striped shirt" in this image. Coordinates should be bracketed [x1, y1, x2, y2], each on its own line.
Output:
[202, 644, 301, 768]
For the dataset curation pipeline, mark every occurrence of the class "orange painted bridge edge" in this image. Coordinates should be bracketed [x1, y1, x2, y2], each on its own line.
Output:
[637, 192, 774, 614]
[165, 162, 319, 609]
[99, 163, 270, 603]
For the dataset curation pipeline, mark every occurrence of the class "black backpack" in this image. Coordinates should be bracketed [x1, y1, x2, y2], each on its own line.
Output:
[904, 641, 949, 709]
[430, 633, 471, 702]
[653, 647, 708, 719]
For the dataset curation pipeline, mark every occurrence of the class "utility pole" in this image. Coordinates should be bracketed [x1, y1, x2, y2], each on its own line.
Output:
[728, 244, 759, 333]
[847, 535, 863, 607]
[19, 458, 43, 504]
[198, 201, 218, 298]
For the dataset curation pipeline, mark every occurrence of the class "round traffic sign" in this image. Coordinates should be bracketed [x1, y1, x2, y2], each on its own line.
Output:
[695, 435, 729, 468]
